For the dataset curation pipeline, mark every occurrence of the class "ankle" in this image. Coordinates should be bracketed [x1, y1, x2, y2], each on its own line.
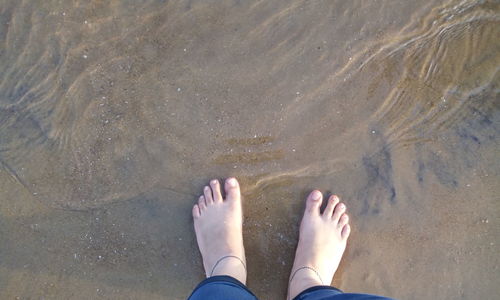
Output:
[209, 256, 247, 284]
[288, 268, 323, 299]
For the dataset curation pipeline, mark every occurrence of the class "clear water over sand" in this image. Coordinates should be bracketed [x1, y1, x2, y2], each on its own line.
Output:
[0, 0, 498, 299]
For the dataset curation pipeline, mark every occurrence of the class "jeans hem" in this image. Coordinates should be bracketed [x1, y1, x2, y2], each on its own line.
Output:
[188, 275, 257, 299]
[292, 285, 343, 300]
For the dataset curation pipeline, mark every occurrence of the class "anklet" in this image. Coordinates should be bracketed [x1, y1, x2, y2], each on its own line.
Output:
[288, 266, 324, 300]
[210, 255, 247, 277]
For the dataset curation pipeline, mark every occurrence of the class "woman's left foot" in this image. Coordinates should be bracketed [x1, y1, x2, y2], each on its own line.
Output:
[288, 190, 351, 299]
[192, 178, 247, 284]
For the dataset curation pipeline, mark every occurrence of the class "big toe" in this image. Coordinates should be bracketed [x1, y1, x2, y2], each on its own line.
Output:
[305, 190, 322, 215]
[224, 177, 241, 203]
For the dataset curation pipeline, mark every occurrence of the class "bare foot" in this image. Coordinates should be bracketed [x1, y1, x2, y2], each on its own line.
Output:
[192, 178, 247, 284]
[288, 190, 351, 299]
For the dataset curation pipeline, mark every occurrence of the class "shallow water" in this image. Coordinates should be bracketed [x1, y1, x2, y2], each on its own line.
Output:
[0, 0, 499, 299]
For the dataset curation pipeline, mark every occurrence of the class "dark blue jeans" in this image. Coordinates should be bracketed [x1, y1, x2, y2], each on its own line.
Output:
[188, 275, 394, 300]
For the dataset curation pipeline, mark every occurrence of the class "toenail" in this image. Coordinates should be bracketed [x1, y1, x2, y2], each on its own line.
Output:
[311, 191, 321, 200]
[204, 186, 209, 191]
[227, 178, 237, 187]
[211, 180, 217, 185]
[339, 203, 345, 209]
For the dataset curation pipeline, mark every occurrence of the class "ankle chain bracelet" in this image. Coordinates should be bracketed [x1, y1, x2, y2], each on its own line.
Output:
[289, 266, 324, 285]
[210, 255, 247, 277]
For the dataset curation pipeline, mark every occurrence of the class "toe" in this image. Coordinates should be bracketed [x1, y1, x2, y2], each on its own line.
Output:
[210, 179, 223, 203]
[341, 223, 351, 240]
[332, 202, 346, 222]
[192, 204, 201, 218]
[204, 186, 214, 204]
[224, 177, 241, 204]
[305, 190, 322, 215]
[338, 213, 349, 228]
[198, 196, 207, 210]
[323, 195, 339, 219]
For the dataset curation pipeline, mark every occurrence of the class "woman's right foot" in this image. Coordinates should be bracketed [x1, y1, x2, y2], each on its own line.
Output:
[288, 190, 351, 300]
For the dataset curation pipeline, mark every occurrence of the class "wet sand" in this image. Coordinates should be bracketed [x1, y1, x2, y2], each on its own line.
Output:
[0, 0, 499, 299]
